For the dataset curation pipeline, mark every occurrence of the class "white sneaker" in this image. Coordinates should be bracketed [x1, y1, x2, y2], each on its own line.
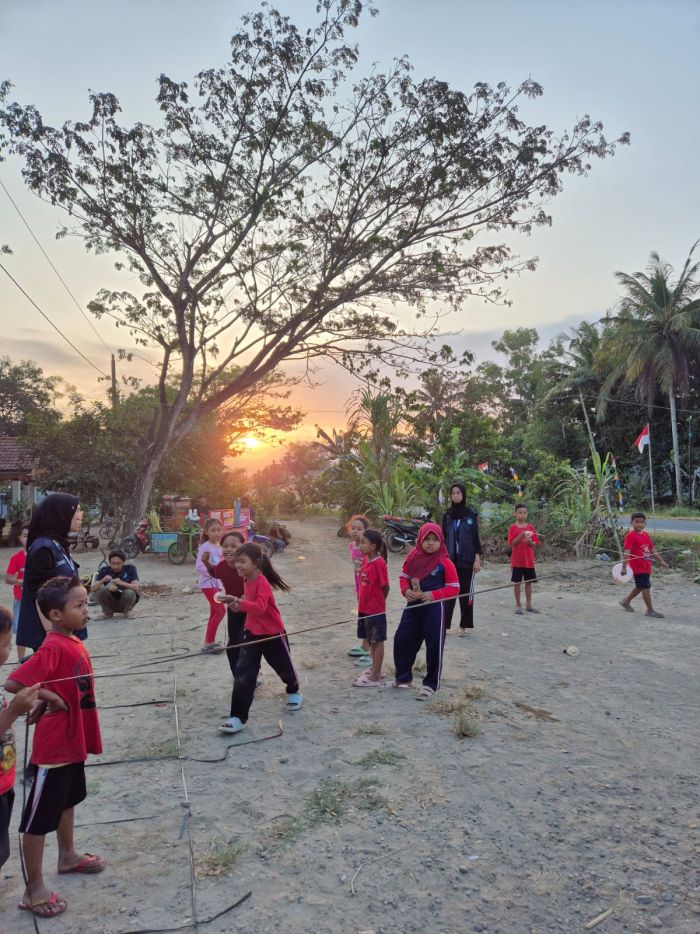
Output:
[218, 716, 244, 734]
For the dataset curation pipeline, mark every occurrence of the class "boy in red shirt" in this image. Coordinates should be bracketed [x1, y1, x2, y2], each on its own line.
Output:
[508, 504, 540, 615]
[5, 576, 105, 920]
[4, 523, 28, 660]
[353, 530, 390, 687]
[619, 512, 668, 618]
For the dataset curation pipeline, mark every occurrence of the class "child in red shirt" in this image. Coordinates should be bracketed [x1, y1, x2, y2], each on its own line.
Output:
[4, 524, 28, 660]
[217, 543, 301, 734]
[619, 512, 668, 617]
[508, 504, 540, 615]
[5, 576, 104, 921]
[0, 607, 40, 871]
[353, 530, 390, 687]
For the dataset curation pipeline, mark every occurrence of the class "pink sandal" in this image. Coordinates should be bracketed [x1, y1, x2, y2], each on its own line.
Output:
[353, 672, 381, 687]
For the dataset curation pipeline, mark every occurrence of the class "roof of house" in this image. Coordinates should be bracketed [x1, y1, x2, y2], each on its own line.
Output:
[0, 435, 36, 476]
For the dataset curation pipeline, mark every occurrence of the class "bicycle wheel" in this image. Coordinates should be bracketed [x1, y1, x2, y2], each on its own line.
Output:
[99, 521, 115, 539]
[168, 541, 187, 565]
[87, 536, 100, 550]
[385, 531, 407, 554]
[120, 536, 140, 560]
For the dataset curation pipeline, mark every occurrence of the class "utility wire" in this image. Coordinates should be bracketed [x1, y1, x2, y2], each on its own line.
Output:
[0, 260, 108, 377]
[1, 177, 114, 354]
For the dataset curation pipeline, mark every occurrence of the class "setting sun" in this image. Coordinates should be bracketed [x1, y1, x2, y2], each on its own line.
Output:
[242, 436, 260, 450]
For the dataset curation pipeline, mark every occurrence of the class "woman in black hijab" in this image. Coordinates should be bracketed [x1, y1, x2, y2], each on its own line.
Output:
[441, 481, 482, 635]
[17, 493, 87, 652]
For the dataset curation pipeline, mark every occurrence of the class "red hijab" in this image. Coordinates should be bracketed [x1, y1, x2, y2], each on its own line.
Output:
[402, 522, 450, 581]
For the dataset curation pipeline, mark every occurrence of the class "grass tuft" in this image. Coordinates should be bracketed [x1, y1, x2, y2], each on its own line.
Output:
[269, 777, 383, 845]
[353, 722, 388, 736]
[356, 748, 405, 768]
[196, 840, 246, 878]
[454, 710, 480, 738]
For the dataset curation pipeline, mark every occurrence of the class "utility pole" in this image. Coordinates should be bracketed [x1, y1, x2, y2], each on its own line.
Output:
[110, 353, 118, 409]
[689, 416, 693, 507]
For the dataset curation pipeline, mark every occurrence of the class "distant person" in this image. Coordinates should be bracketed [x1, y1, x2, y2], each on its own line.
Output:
[0, 607, 40, 874]
[6, 576, 104, 920]
[196, 519, 226, 653]
[240, 496, 256, 523]
[441, 482, 482, 635]
[90, 550, 140, 618]
[389, 523, 459, 699]
[17, 494, 87, 653]
[345, 515, 371, 666]
[352, 529, 390, 687]
[5, 523, 29, 659]
[196, 495, 211, 524]
[217, 543, 302, 733]
[619, 512, 669, 617]
[508, 503, 539, 615]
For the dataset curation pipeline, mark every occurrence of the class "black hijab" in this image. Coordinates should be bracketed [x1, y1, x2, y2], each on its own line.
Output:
[445, 482, 470, 519]
[27, 493, 80, 550]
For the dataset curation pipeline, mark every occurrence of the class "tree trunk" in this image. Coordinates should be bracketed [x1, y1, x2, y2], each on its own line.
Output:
[668, 389, 683, 503]
[122, 450, 167, 538]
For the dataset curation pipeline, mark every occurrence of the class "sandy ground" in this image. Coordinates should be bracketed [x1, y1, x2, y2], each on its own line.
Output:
[0, 515, 698, 934]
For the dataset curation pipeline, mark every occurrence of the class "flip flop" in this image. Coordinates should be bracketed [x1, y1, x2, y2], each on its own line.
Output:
[354, 656, 372, 668]
[416, 686, 435, 701]
[58, 852, 106, 874]
[18, 892, 67, 918]
[348, 647, 369, 657]
[353, 672, 381, 687]
[619, 600, 634, 612]
[286, 692, 303, 711]
[385, 679, 411, 689]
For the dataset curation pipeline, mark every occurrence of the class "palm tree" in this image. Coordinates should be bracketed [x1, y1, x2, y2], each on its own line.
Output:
[547, 321, 604, 452]
[597, 243, 700, 503]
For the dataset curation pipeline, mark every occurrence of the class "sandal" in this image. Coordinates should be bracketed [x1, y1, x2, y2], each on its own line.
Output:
[385, 679, 411, 689]
[354, 656, 372, 668]
[353, 672, 381, 687]
[201, 642, 225, 654]
[18, 892, 67, 918]
[286, 692, 303, 711]
[619, 600, 634, 612]
[218, 716, 244, 734]
[348, 646, 369, 657]
[416, 686, 435, 701]
[58, 852, 106, 874]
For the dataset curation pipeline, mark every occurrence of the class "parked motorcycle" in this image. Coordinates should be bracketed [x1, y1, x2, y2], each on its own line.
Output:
[119, 518, 151, 559]
[382, 511, 431, 554]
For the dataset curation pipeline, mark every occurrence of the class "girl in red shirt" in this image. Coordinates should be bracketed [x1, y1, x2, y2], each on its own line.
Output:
[353, 530, 390, 688]
[217, 543, 301, 734]
[390, 523, 459, 700]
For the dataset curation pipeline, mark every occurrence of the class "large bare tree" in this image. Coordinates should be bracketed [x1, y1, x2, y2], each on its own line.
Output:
[0, 0, 628, 528]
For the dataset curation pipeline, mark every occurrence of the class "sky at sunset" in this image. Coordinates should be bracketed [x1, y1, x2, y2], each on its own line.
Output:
[1, 0, 699, 471]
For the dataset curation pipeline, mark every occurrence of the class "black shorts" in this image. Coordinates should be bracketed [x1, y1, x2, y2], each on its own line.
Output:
[633, 573, 651, 590]
[357, 612, 387, 644]
[511, 567, 537, 583]
[0, 788, 14, 867]
[20, 763, 86, 835]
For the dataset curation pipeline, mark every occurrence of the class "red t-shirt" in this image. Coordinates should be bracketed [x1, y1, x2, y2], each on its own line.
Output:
[508, 523, 539, 569]
[624, 530, 653, 575]
[6, 549, 26, 601]
[239, 574, 285, 636]
[358, 556, 389, 616]
[10, 632, 102, 765]
[212, 560, 245, 598]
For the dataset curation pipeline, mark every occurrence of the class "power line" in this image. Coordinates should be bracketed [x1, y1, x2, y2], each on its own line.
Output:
[0, 261, 108, 377]
[0, 177, 114, 354]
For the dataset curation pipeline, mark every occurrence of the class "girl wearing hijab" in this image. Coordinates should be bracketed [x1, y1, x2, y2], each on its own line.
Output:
[441, 482, 482, 635]
[389, 523, 459, 700]
[16, 494, 87, 653]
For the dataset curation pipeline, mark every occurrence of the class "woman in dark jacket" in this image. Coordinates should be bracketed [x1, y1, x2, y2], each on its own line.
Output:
[441, 481, 482, 635]
[17, 493, 87, 653]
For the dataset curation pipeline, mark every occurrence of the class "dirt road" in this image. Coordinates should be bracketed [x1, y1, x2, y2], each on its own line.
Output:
[1, 516, 697, 932]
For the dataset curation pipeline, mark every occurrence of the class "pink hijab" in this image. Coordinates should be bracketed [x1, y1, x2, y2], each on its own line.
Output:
[402, 522, 450, 581]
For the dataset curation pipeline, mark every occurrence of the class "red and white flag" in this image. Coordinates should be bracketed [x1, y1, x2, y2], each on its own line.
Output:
[634, 424, 650, 453]
[478, 462, 489, 473]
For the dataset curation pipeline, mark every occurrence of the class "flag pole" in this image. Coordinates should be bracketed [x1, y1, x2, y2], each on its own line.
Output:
[647, 423, 656, 532]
